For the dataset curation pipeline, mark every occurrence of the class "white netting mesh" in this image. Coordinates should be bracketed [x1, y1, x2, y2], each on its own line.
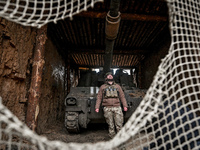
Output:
[0, 0, 103, 28]
[1, 0, 200, 149]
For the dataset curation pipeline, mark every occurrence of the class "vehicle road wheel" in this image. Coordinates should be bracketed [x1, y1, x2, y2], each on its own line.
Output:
[65, 111, 80, 133]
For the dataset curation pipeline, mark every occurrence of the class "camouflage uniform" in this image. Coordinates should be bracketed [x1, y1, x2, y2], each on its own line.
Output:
[103, 106, 123, 138]
[95, 81, 128, 138]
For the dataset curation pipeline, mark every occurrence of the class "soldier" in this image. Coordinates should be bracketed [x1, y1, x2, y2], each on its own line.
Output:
[95, 72, 128, 138]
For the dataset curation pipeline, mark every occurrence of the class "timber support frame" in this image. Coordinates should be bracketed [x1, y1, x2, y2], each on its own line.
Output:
[26, 26, 47, 131]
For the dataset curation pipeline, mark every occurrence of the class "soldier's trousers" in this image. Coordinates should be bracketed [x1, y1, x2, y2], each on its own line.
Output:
[103, 106, 124, 137]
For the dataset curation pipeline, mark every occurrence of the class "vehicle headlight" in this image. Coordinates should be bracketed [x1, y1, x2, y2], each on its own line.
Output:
[66, 97, 77, 105]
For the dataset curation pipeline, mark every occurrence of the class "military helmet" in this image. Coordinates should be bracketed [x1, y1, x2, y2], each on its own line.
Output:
[105, 72, 113, 78]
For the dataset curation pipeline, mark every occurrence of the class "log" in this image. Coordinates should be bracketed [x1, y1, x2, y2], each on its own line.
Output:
[25, 26, 47, 131]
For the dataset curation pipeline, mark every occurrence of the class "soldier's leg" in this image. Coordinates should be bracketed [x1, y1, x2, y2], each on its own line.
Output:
[113, 106, 124, 133]
[103, 107, 116, 138]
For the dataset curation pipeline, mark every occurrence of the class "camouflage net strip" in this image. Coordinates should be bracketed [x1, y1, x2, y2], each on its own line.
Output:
[1, 0, 200, 149]
[0, 0, 103, 28]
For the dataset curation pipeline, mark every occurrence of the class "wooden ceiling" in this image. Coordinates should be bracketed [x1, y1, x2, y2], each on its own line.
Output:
[48, 0, 169, 69]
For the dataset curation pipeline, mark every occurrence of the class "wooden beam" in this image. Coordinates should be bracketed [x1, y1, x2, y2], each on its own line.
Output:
[76, 64, 138, 69]
[76, 11, 167, 22]
[68, 49, 148, 55]
[26, 25, 47, 131]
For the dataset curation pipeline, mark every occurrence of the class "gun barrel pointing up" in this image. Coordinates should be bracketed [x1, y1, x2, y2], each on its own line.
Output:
[103, 0, 121, 73]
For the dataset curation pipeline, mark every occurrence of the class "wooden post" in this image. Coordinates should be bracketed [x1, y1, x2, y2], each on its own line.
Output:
[26, 26, 47, 131]
[67, 54, 71, 95]
[138, 63, 142, 89]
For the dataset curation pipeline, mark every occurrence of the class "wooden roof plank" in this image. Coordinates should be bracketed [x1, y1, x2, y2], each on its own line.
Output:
[76, 11, 167, 21]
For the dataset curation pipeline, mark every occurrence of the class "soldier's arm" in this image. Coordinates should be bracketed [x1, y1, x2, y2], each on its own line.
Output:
[117, 85, 128, 108]
[95, 85, 104, 110]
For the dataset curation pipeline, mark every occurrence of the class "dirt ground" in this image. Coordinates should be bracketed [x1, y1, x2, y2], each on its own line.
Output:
[40, 122, 111, 143]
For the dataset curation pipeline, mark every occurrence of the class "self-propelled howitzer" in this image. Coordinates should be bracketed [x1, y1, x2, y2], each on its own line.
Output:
[64, 71, 146, 133]
[64, 0, 146, 133]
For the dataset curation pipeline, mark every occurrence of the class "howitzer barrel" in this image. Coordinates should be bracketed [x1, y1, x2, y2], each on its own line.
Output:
[103, 0, 121, 73]
[109, 0, 121, 17]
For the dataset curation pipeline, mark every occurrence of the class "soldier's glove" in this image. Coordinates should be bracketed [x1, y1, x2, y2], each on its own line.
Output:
[95, 109, 99, 113]
[124, 107, 128, 111]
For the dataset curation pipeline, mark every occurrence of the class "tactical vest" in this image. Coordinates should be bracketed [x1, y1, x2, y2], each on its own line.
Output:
[104, 84, 119, 98]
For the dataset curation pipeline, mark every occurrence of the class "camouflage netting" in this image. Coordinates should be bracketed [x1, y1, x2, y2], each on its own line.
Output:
[1, 0, 200, 149]
[0, 0, 103, 28]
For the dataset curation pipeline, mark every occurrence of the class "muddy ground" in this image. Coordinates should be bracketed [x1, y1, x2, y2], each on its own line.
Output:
[40, 122, 111, 143]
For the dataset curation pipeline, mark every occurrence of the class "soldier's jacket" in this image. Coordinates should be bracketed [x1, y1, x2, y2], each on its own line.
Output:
[95, 82, 128, 109]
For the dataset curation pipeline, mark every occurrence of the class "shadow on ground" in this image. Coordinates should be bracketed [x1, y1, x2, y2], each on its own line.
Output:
[39, 122, 111, 143]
